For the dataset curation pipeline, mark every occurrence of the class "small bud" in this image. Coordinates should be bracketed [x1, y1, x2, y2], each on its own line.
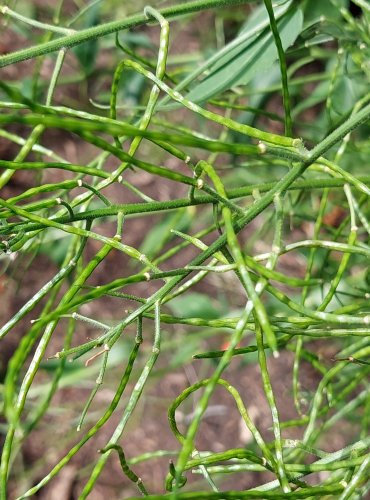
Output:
[139, 253, 147, 263]
[196, 179, 204, 189]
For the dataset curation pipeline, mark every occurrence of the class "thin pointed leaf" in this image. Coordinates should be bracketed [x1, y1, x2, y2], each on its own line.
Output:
[186, 7, 303, 103]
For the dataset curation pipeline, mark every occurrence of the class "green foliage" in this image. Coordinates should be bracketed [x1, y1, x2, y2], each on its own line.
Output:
[186, 2, 303, 103]
[167, 292, 225, 320]
[0, 0, 369, 499]
[73, 3, 101, 75]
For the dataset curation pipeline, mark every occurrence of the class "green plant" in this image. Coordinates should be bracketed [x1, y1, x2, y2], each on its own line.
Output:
[0, 0, 369, 498]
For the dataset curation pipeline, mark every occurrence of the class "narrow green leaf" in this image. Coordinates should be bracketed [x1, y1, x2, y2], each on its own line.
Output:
[186, 8, 303, 103]
[73, 3, 100, 75]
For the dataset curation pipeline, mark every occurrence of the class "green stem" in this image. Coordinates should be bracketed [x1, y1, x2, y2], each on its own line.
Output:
[263, 0, 292, 136]
[0, 0, 252, 68]
[18, 340, 141, 499]
[0, 5, 74, 35]
[79, 303, 162, 497]
[117, 485, 345, 499]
